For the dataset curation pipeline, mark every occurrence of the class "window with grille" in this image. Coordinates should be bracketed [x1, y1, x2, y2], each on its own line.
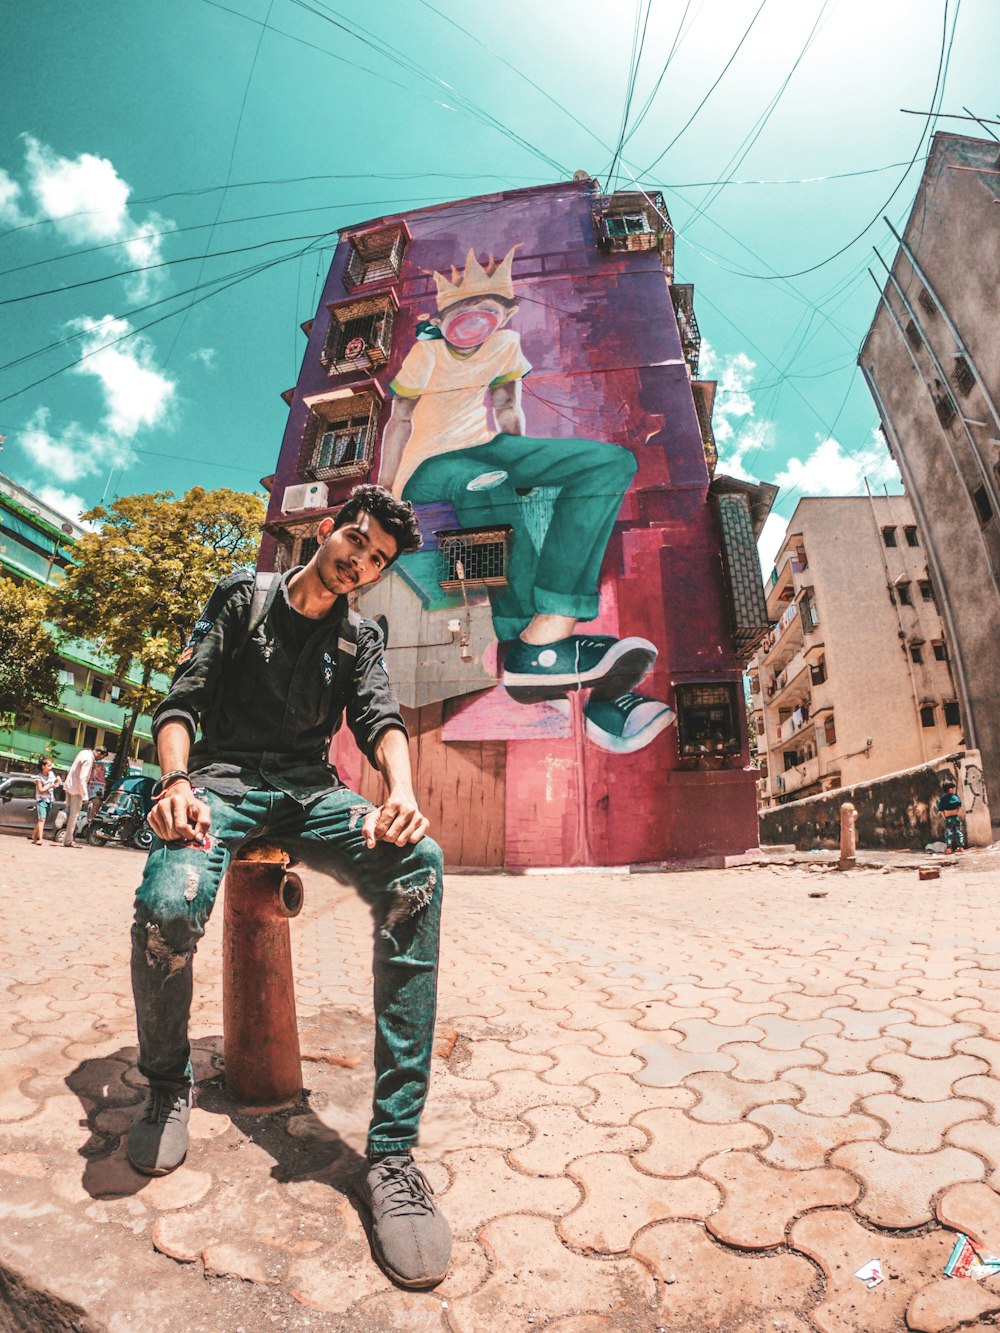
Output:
[953, 355, 975, 396]
[810, 656, 827, 685]
[933, 641, 948, 661]
[904, 525, 919, 547]
[436, 527, 512, 590]
[299, 393, 378, 480]
[974, 485, 994, 526]
[343, 227, 407, 292]
[607, 213, 649, 237]
[910, 644, 923, 664]
[920, 705, 935, 728]
[944, 701, 961, 728]
[675, 682, 740, 757]
[295, 535, 320, 567]
[918, 289, 937, 318]
[918, 579, 934, 602]
[935, 394, 956, 428]
[882, 526, 897, 547]
[905, 318, 921, 349]
[897, 582, 913, 606]
[322, 297, 395, 374]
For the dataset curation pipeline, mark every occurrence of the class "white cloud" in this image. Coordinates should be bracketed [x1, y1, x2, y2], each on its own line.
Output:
[10, 136, 174, 299]
[773, 428, 901, 497]
[18, 318, 177, 491]
[0, 168, 27, 227]
[757, 512, 788, 579]
[32, 484, 90, 525]
[189, 346, 217, 370]
[704, 341, 774, 482]
[71, 316, 176, 436]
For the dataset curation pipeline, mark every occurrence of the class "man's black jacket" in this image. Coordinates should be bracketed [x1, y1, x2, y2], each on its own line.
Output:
[152, 568, 406, 802]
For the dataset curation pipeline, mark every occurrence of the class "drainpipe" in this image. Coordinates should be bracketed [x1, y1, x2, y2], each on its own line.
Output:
[872, 248, 1000, 520]
[865, 270, 1000, 601]
[883, 217, 1000, 441]
[859, 363, 978, 752]
[862, 481, 930, 763]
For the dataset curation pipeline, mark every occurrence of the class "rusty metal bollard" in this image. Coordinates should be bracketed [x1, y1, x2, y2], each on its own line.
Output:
[222, 841, 304, 1112]
[839, 802, 858, 870]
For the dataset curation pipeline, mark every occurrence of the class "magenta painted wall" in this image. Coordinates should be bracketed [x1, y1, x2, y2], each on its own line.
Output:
[265, 180, 759, 865]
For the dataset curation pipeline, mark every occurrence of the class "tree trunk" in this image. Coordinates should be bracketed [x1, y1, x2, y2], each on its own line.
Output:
[108, 662, 153, 788]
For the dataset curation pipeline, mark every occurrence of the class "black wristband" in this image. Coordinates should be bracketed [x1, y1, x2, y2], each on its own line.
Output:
[153, 770, 190, 798]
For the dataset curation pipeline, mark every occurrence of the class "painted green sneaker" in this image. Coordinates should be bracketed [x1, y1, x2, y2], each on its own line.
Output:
[502, 634, 656, 702]
[550, 691, 676, 753]
[126, 1086, 192, 1177]
[356, 1154, 452, 1289]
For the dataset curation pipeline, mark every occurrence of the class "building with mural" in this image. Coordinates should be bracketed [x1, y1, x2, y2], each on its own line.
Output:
[0, 472, 160, 777]
[262, 178, 774, 867]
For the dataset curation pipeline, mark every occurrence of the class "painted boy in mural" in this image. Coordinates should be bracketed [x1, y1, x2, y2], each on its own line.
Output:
[378, 247, 674, 754]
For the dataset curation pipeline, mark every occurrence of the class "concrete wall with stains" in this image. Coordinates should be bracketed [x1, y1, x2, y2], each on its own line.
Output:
[759, 749, 991, 850]
[265, 179, 759, 866]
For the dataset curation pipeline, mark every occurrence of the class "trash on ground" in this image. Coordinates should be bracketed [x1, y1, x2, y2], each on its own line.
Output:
[926, 841, 947, 853]
[854, 1259, 884, 1288]
[945, 1233, 1000, 1280]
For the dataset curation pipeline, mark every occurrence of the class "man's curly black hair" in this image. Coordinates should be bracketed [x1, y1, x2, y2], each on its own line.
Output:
[333, 483, 423, 566]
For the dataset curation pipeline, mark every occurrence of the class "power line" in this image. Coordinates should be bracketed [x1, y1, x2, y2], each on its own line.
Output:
[605, 0, 655, 190]
[618, 0, 700, 158]
[700, 0, 960, 281]
[637, 0, 766, 177]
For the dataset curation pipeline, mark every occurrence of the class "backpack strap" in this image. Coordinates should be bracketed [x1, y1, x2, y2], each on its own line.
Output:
[233, 571, 283, 663]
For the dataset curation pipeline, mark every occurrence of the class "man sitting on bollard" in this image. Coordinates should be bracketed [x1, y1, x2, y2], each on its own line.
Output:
[127, 483, 452, 1290]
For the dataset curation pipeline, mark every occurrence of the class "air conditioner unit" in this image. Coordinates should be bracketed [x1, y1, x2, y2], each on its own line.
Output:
[282, 481, 329, 513]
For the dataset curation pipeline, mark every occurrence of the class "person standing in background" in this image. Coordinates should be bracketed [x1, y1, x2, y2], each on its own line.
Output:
[87, 752, 108, 819]
[31, 757, 61, 845]
[63, 744, 108, 848]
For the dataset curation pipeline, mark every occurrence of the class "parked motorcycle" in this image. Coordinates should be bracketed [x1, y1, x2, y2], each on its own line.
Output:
[87, 781, 155, 851]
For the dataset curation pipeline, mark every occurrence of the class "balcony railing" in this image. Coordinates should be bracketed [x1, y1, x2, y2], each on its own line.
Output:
[773, 755, 820, 796]
[775, 706, 812, 744]
[763, 650, 809, 705]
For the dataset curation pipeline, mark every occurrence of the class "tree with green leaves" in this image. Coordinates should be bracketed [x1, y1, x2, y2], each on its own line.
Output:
[51, 486, 266, 786]
[0, 576, 62, 729]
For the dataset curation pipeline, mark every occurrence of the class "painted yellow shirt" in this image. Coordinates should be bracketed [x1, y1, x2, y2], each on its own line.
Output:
[389, 330, 531, 496]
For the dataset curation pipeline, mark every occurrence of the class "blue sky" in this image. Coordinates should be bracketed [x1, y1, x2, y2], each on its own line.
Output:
[1, 0, 995, 571]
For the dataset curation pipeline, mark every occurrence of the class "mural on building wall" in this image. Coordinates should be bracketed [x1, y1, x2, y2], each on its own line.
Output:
[375, 246, 675, 755]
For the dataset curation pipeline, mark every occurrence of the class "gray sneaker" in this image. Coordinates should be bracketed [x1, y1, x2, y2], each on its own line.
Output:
[126, 1086, 192, 1176]
[356, 1154, 452, 1289]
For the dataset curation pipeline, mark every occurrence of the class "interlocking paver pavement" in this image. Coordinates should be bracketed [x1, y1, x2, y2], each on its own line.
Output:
[4, 835, 1000, 1330]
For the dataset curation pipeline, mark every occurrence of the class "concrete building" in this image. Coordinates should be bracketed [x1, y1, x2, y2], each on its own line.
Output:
[0, 473, 159, 776]
[749, 495, 964, 806]
[263, 177, 774, 868]
[859, 131, 1000, 815]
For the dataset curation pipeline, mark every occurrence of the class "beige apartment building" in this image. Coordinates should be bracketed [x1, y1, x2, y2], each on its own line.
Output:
[859, 131, 1000, 814]
[750, 496, 963, 806]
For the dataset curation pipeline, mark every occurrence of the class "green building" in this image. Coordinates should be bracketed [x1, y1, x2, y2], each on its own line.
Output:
[0, 472, 163, 777]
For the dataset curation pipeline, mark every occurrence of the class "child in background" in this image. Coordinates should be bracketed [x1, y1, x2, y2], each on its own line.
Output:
[31, 757, 60, 845]
[937, 778, 966, 854]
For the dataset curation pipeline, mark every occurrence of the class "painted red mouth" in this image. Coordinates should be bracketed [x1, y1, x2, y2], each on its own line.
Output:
[442, 308, 501, 348]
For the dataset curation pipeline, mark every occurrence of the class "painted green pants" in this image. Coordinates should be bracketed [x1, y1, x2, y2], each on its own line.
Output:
[403, 433, 637, 641]
[131, 786, 443, 1155]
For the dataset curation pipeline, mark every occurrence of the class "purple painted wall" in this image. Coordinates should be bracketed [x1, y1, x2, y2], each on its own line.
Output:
[265, 179, 759, 866]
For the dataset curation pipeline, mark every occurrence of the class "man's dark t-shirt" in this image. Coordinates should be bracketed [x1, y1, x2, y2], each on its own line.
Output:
[152, 569, 405, 803]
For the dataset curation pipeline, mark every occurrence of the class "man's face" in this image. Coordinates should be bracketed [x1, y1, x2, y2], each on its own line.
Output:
[315, 511, 397, 594]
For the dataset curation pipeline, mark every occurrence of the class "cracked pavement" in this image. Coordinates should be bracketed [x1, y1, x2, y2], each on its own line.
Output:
[2, 837, 1000, 1331]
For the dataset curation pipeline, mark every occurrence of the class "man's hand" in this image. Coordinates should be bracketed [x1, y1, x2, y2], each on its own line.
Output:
[149, 780, 212, 844]
[362, 789, 429, 849]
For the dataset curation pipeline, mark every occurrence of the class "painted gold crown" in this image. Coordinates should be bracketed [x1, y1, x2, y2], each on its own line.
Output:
[433, 246, 517, 310]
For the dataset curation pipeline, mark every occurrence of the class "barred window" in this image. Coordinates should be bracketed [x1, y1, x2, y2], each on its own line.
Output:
[905, 318, 921, 350]
[935, 394, 956, 429]
[436, 527, 512, 590]
[944, 701, 961, 728]
[299, 393, 379, 480]
[343, 227, 406, 291]
[675, 682, 741, 758]
[295, 535, 320, 567]
[953, 355, 975, 396]
[918, 289, 937, 318]
[882, 526, 897, 547]
[904, 525, 919, 547]
[323, 297, 395, 374]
